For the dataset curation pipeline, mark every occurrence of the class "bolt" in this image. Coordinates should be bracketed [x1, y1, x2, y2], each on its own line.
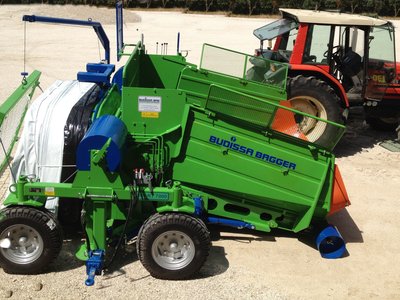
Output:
[18, 236, 27, 246]
[170, 242, 178, 250]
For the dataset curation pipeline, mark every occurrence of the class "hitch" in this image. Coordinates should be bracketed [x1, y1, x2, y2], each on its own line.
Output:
[85, 250, 105, 286]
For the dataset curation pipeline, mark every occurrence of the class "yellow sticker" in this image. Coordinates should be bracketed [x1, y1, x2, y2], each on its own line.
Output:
[141, 112, 159, 118]
[45, 187, 55, 196]
[372, 74, 386, 83]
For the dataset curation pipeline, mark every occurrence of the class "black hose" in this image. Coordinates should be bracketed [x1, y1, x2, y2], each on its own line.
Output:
[105, 181, 138, 269]
[58, 84, 103, 228]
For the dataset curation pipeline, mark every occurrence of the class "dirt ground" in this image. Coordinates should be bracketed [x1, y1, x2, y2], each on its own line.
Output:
[0, 5, 399, 299]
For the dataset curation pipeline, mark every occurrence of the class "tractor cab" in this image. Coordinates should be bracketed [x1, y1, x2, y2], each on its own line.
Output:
[254, 9, 400, 130]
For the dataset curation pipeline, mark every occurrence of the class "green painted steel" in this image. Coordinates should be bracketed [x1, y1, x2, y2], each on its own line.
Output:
[2, 42, 347, 274]
[0, 71, 41, 171]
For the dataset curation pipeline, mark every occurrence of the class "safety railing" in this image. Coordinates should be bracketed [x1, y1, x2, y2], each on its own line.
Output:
[200, 44, 288, 92]
[206, 84, 346, 151]
[0, 71, 41, 171]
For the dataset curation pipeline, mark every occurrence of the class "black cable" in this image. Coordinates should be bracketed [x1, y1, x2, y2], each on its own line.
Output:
[105, 181, 138, 269]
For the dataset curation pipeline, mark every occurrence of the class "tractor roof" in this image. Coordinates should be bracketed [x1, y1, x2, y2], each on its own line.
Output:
[280, 9, 389, 27]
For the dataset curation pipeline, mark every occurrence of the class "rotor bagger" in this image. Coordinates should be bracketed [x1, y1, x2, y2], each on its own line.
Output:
[0, 3, 350, 285]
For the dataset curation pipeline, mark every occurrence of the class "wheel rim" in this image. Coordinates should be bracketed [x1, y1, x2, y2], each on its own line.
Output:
[0, 224, 44, 264]
[289, 96, 328, 142]
[151, 230, 195, 270]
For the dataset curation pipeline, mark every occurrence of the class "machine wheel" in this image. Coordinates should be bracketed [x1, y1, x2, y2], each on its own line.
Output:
[137, 213, 210, 280]
[365, 116, 399, 131]
[288, 75, 344, 147]
[0, 207, 62, 274]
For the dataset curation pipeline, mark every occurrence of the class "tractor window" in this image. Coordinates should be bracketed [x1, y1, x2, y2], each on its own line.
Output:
[305, 25, 331, 64]
[286, 28, 298, 51]
[349, 27, 365, 57]
[366, 24, 396, 100]
[253, 18, 298, 41]
[369, 25, 395, 62]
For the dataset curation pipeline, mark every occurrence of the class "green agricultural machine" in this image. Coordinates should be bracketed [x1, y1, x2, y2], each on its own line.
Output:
[0, 4, 350, 285]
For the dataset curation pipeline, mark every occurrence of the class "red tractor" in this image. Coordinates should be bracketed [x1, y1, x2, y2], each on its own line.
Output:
[251, 9, 400, 145]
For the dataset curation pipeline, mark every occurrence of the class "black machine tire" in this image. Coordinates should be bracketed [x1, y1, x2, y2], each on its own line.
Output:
[365, 116, 399, 131]
[0, 207, 62, 274]
[137, 213, 211, 280]
[287, 75, 345, 147]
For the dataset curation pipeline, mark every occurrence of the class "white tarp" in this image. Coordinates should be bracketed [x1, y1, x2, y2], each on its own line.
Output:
[11, 80, 95, 213]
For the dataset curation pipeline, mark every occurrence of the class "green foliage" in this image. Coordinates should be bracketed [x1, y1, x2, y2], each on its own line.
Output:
[389, 0, 400, 16]
[0, 0, 396, 16]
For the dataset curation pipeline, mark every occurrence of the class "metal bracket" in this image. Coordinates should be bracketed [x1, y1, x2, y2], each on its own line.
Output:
[193, 197, 203, 216]
[85, 250, 105, 286]
[22, 15, 110, 64]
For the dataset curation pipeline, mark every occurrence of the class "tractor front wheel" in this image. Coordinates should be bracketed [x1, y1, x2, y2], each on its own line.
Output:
[288, 75, 345, 147]
[137, 213, 210, 280]
[0, 207, 63, 274]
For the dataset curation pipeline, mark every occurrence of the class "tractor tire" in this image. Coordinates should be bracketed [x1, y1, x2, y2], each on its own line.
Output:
[287, 75, 345, 148]
[137, 213, 210, 280]
[0, 207, 63, 274]
[365, 116, 399, 131]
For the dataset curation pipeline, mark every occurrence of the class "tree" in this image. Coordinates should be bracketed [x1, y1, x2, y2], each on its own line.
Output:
[205, 0, 214, 12]
[325, 0, 342, 10]
[228, 0, 237, 13]
[178, 0, 193, 9]
[247, 0, 259, 15]
[259, 0, 273, 14]
[346, 0, 361, 13]
[389, 0, 400, 16]
[138, 0, 152, 8]
[271, 0, 280, 13]
[283, 0, 304, 8]
[365, 0, 384, 15]
[161, 0, 169, 7]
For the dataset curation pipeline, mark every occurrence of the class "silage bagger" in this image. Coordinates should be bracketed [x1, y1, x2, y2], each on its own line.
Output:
[0, 3, 350, 286]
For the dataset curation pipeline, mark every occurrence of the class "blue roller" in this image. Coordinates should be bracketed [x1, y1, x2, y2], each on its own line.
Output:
[316, 225, 346, 259]
[77, 115, 127, 172]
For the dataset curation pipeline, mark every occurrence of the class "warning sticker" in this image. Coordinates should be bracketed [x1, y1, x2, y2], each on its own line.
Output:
[141, 112, 159, 118]
[138, 96, 162, 112]
[45, 187, 55, 196]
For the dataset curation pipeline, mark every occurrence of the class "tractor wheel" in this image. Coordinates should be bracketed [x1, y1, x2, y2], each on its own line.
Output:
[0, 207, 62, 274]
[288, 75, 345, 147]
[137, 213, 210, 280]
[365, 116, 399, 131]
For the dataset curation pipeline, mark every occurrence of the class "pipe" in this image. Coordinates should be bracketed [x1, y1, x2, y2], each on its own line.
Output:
[316, 225, 346, 259]
[23, 15, 110, 64]
[207, 217, 254, 230]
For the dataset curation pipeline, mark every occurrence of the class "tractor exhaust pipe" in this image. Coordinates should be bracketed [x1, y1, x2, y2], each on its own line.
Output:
[316, 225, 346, 259]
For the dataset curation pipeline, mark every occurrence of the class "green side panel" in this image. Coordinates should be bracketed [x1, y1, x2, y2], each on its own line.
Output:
[122, 88, 187, 135]
[94, 84, 121, 118]
[172, 109, 333, 232]
[122, 41, 188, 90]
[138, 55, 188, 89]
[122, 42, 142, 87]
[0, 70, 41, 171]
[177, 66, 286, 109]
[206, 84, 277, 129]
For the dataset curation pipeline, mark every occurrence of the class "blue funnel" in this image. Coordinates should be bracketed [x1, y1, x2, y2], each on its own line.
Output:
[316, 225, 346, 259]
